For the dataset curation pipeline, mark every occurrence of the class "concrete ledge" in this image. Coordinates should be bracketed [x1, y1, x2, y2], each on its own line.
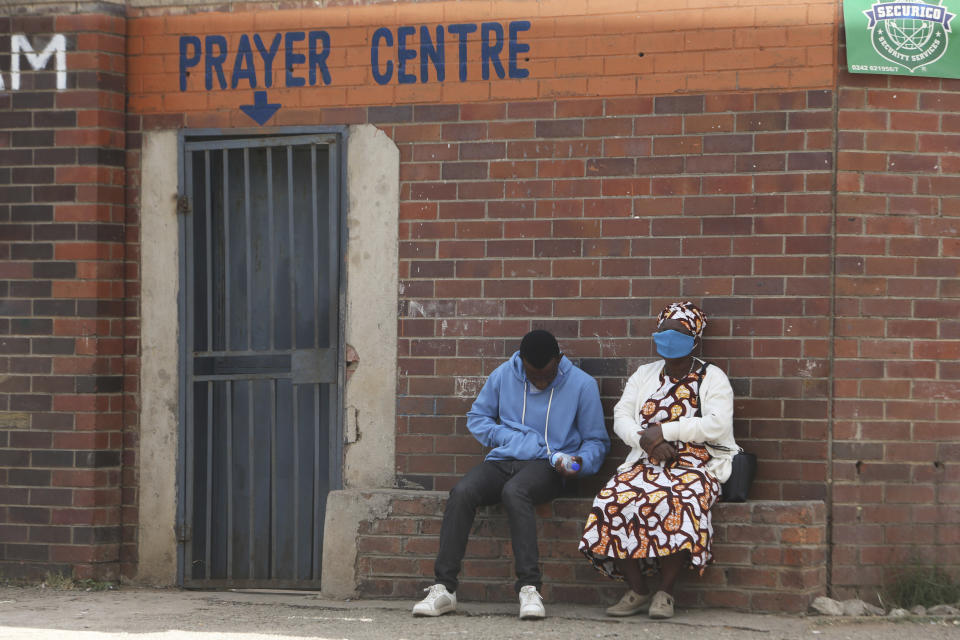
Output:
[347, 490, 826, 613]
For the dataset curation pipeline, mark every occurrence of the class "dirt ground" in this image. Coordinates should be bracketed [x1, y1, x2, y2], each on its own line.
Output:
[1, 585, 959, 640]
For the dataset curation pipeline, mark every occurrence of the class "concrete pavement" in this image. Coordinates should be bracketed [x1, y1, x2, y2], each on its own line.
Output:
[1, 585, 958, 640]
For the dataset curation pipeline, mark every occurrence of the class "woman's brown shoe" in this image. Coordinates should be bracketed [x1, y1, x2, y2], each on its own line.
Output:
[605, 590, 652, 617]
[648, 590, 675, 619]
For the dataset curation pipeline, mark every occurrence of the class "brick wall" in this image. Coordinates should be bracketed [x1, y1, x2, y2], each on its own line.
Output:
[830, 58, 960, 598]
[389, 91, 836, 507]
[355, 491, 827, 613]
[1, 0, 957, 600]
[118, 0, 845, 599]
[127, 0, 836, 113]
[0, 11, 127, 581]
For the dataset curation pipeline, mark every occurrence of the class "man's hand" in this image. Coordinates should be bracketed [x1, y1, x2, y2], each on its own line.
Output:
[639, 423, 677, 464]
[553, 455, 583, 477]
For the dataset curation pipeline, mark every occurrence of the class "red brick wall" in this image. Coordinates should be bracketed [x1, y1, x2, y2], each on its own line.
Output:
[355, 493, 827, 613]
[0, 12, 127, 581]
[830, 62, 960, 598]
[2, 0, 958, 599]
[391, 91, 836, 507]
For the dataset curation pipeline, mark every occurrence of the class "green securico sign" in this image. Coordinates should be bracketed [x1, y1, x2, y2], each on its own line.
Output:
[843, 0, 958, 78]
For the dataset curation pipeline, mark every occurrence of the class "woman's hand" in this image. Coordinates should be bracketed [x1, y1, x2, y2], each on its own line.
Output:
[650, 441, 677, 464]
[640, 423, 677, 464]
[639, 423, 664, 452]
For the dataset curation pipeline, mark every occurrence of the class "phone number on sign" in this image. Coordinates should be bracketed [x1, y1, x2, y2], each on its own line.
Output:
[851, 63, 901, 72]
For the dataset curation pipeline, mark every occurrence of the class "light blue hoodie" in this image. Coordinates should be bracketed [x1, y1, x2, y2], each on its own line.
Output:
[466, 351, 610, 475]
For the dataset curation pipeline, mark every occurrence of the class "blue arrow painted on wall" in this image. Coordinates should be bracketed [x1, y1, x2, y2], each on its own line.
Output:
[239, 91, 282, 126]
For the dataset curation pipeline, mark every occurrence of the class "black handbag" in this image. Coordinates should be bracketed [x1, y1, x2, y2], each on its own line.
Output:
[719, 450, 757, 503]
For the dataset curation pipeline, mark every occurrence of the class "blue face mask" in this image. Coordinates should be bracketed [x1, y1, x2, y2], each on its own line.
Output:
[652, 329, 696, 359]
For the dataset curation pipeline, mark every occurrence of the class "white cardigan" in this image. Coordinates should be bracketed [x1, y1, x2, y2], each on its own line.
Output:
[612, 358, 738, 483]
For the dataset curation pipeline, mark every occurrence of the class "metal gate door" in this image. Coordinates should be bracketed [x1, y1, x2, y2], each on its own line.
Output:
[178, 133, 342, 588]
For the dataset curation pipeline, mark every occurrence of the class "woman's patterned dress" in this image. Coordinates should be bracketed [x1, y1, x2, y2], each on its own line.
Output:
[579, 365, 721, 578]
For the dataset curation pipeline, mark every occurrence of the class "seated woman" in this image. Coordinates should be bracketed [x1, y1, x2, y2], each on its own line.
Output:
[579, 301, 737, 620]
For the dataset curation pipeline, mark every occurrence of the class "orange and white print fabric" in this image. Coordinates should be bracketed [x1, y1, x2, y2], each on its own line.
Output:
[579, 366, 720, 578]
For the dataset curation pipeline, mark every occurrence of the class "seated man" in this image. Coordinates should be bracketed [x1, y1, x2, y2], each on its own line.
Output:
[412, 329, 610, 620]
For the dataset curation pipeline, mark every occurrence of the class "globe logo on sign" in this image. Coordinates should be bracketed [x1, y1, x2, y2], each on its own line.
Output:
[887, 13, 937, 48]
[863, 0, 955, 70]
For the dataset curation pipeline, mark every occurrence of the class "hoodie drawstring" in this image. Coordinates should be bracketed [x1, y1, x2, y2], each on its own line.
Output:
[544, 388, 554, 456]
[521, 381, 555, 457]
[521, 381, 526, 425]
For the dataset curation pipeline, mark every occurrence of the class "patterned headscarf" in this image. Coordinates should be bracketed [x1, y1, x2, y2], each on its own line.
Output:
[656, 301, 707, 338]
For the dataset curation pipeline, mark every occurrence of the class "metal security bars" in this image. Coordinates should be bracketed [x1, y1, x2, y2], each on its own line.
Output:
[178, 132, 343, 588]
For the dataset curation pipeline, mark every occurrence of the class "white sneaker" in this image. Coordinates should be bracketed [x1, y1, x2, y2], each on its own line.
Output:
[518, 585, 545, 620]
[412, 584, 457, 617]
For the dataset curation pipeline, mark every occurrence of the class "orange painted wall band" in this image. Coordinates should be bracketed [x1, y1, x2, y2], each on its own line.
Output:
[127, 0, 839, 115]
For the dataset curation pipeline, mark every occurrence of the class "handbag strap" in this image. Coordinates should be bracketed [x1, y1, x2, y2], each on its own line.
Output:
[689, 360, 709, 418]
[708, 443, 743, 453]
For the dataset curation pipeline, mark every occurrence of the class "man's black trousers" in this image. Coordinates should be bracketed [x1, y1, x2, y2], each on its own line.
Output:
[434, 459, 564, 594]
